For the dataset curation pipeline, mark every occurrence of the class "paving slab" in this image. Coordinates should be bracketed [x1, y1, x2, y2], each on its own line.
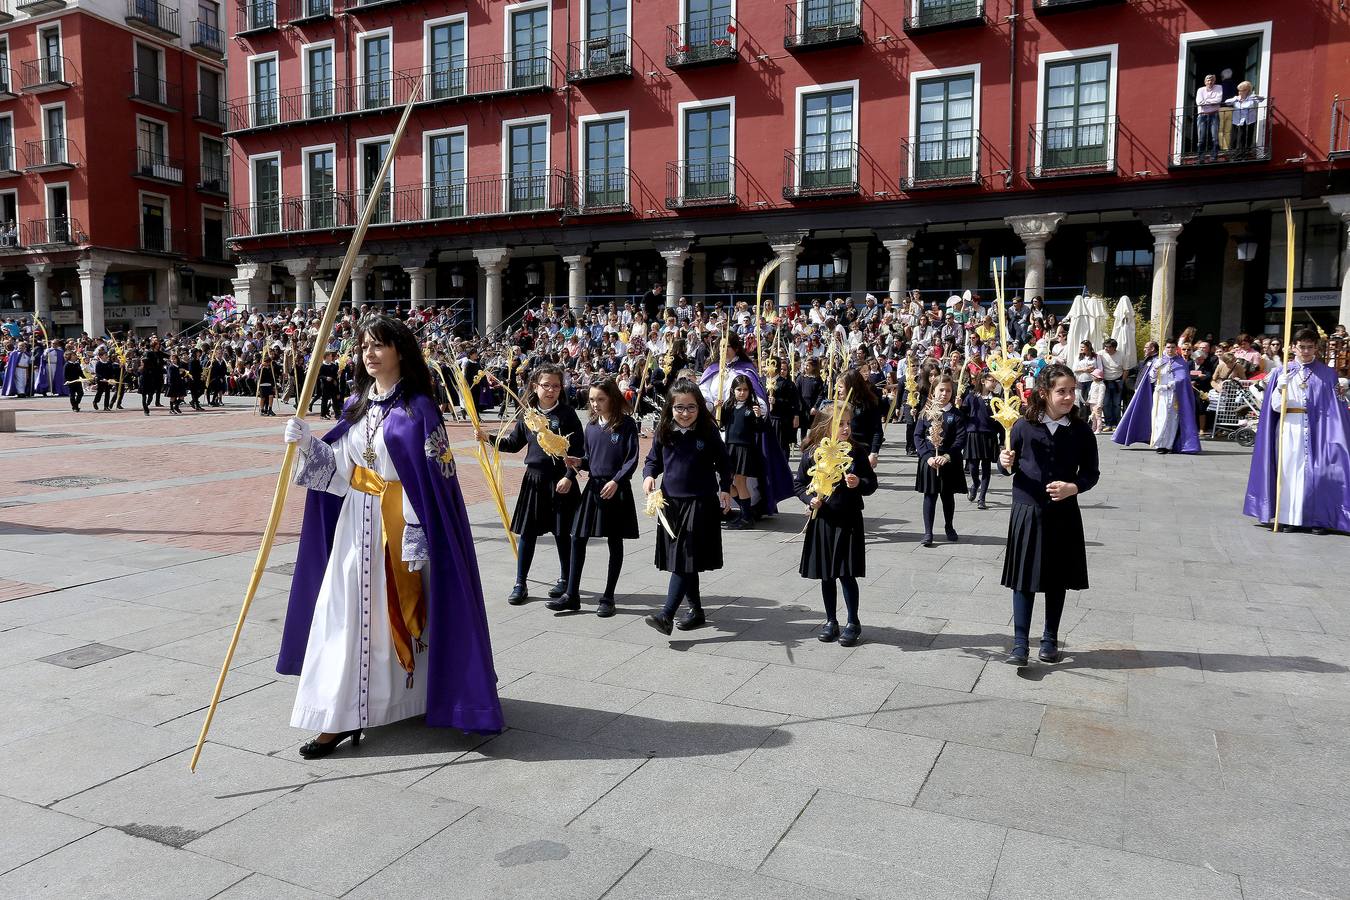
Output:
[604, 849, 848, 900]
[0, 795, 100, 876]
[868, 681, 1045, 755]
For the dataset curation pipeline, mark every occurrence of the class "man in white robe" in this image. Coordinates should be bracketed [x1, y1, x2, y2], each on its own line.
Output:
[1149, 342, 1182, 451]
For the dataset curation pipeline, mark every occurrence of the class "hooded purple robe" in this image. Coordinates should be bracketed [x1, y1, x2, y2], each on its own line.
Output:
[34, 347, 67, 396]
[698, 357, 795, 514]
[278, 391, 505, 734]
[1112, 353, 1201, 454]
[2, 349, 31, 397]
[1243, 360, 1350, 532]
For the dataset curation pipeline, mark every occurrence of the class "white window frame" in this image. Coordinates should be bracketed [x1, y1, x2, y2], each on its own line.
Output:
[132, 40, 166, 103]
[357, 27, 394, 111]
[44, 180, 70, 223]
[200, 134, 227, 178]
[137, 189, 172, 251]
[36, 22, 62, 80]
[792, 78, 859, 192]
[676, 94, 735, 202]
[0, 188, 19, 247]
[578, 0, 632, 65]
[0, 112, 14, 171]
[423, 14, 469, 99]
[1033, 43, 1119, 173]
[39, 101, 67, 164]
[300, 39, 335, 118]
[200, 203, 227, 259]
[247, 150, 282, 232]
[500, 112, 551, 210]
[793, 0, 858, 41]
[907, 63, 981, 183]
[1171, 20, 1273, 161]
[134, 114, 171, 178]
[196, 62, 225, 121]
[247, 51, 280, 127]
[577, 110, 630, 208]
[355, 133, 395, 220]
[503, 0, 551, 89]
[678, 0, 738, 50]
[300, 141, 338, 229]
[422, 124, 467, 219]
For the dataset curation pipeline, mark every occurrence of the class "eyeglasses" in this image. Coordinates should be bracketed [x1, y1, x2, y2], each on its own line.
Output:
[672, 405, 700, 413]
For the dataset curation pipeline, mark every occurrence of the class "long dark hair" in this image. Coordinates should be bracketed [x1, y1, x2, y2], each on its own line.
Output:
[526, 362, 567, 409]
[838, 368, 879, 411]
[1024, 362, 1082, 423]
[655, 378, 716, 444]
[344, 315, 438, 424]
[588, 376, 630, 426]
[720, 373, 755, 420]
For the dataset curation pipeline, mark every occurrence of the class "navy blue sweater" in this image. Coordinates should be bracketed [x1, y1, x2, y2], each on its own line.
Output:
[495, 403, 585, 481]
[578, 416, 640, 483]
[793, 442, 877, 515]
[914, 407, 968, 461]
[643, 426, 732, 497]
[962, 393, 997, 434]
[722, 402, 763, 447]
[1006, 417, 1100, 509]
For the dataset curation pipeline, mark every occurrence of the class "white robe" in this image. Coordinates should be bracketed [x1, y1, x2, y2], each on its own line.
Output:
[10, 352, 30, 394]
[290, 402, 428, 733]
[1269, 366, 1310, 526]
[43, 350, 59, 394]
[1149, 358, 1180, 450]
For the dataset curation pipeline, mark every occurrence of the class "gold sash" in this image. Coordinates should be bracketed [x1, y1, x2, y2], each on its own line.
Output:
[350, 466, 426, 684]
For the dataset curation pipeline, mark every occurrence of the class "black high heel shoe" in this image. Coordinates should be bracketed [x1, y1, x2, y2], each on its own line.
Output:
[299, 729, 362, 759]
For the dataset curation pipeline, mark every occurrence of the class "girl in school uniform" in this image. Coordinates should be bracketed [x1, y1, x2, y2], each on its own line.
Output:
[721, 374, 766, 530]
[563, 377, 640, 617]
[795, 358, 825, 443]
[796, 404, 877, 647]
[914, 373, 967, 547]
[836, 369, 884, 469]
[998, 362, 1100, 667]
[642, 378, 733, 635]
[476, 363, 585, 608]
[963, 372, 1000, 509]
[257, 350, 279, 417]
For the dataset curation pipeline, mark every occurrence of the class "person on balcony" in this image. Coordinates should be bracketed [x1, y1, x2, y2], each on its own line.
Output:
[1195, 74, 1223, 163]
[1225, 82, 1265, 159]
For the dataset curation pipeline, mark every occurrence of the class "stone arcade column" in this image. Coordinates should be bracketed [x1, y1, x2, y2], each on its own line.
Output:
[767, 230, 808, 310]
[1137, 207, 1197, 342]
[349, 256, 373, 307]
[26, 262, 51, 326]
[653, 235, 694, 310]
[404, 267, 430, 309]
[1323, 195, 1350, 329]
[232, 261, 268, 311]
[561, 253, 589, 315]
[285, 259, 317, 311]
[880, 230, 917, 302]
[79, 256, 111, 337]
[1005, 213, 1065, 301]
[474, 248, 511, 332]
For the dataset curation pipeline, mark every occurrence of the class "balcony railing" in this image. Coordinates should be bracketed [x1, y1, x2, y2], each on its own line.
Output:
[666, 16, 738, 68]
[230, 200, 285, 238]
[135, 148, 184, 183]
[784, 0, 862, 50]
[0, 143, 18, 173]
[1033, 0, 1124, 13]
[199, 163, 229, 195]
[15, 0, 65, 14]
[191, 20, 225, 55]
[289, 0, 331, 19]
[1026, 116, 1117, 178]
[196, 92, 227, 126]
[20, 56, 72, 91]
[665, 159, 737, 208]
[1333, 98, 1350, 158]
[126, 0, 180, 37]
[24, 138, 74, 170]
[0, 65, 15, 96]
[566, 33, 631, 82]
[783, 143, 861, 199]
[1169, 102, 1273, 167]
[903, 0, 984, 33]
[25, 216, 82, 246]
[236, 0, 275, 33]
[391, 182, 466, 222]
[140, 224, 184, 255]
[901, 132, 981, 188]
[572, 169, 631, 213]
[131, 70, 182, 109]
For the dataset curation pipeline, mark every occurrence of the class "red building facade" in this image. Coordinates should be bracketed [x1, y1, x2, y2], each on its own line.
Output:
[225, 0, 1350, 336]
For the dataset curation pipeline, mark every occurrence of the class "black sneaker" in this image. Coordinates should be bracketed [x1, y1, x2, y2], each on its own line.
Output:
[675, 607, 706, 631]
[644, 612, 674, 636]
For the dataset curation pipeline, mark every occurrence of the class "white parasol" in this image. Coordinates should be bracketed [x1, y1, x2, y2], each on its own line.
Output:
[1112, 295, 1138, 370]
[1064, 294, 1089, 359]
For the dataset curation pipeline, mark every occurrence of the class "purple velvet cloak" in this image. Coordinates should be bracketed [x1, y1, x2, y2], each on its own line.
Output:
[1243, 361, 1350, 532]
[698, 358, 795, 513]
[2, 351, 28, 396]
[277, 392, 505, 734]
[34, 348, 67, 396]
[1112, 353, 1201, 454]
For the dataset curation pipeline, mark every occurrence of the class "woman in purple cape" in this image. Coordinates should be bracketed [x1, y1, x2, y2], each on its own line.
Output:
[1112, 338, 1201, 454]
[279, 315, 503, 759]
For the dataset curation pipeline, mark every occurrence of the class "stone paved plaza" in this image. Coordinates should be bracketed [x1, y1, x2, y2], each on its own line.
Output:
[0, 396, 1347, 899]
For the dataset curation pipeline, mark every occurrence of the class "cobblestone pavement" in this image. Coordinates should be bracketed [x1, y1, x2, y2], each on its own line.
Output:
[1, 395, 1347, 899]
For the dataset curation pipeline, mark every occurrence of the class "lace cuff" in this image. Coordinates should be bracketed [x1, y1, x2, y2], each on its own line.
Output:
[402, 523, 429, 563]
[294, 438, 337, 491]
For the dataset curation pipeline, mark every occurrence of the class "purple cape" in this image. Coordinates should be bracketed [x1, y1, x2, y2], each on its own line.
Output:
[1112, 354, 1201, 453]
[1243, 361, 1350, 532]
[2, 351, 29, 396]
[698, 358, 795, 513]
[34, 348, 67, 396]
[278, 392, 505, 734]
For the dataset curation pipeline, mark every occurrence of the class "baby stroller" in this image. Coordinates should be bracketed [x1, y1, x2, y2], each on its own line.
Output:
[1211, 378, 1261, 447]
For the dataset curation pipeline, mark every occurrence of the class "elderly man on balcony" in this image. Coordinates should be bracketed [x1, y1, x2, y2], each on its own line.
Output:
[1195, 74, 1224, 163]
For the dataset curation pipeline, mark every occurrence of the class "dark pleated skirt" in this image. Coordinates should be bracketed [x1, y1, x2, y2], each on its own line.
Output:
[1001, 500, 1089, 593]
[511, 468, 578, 537]
[914, 454, 967, 496]
[799, 508, 866, 579]
[966, 431, 1000, 462]
[571, 478, 640, 539]
[768, 416, 795, 449]
[258, 386, 274, 398]
[655, 494, 724, 573]
[727, 443, 763, 478]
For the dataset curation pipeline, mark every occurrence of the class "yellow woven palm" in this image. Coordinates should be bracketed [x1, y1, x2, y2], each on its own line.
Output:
[644, 489, 677, 539]
[991, 395, 1022, 432]
[987, 353, 1023, 392]
[807, 437, 854, 503]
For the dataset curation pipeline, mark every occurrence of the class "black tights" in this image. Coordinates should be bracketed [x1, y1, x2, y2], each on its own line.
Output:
[515, 531, 570, 588]
[922, 492, 956, 537]
[820, 576, 860, 626]
[967, 459, 990, 501]
[567, 535, 624, 600]
[1012, 589, 1066, 650]
[662, 571, 701, 617]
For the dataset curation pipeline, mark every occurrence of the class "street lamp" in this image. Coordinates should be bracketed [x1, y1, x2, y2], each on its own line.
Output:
[380, 275, 395, 293]
[718, 257, 738, 284]
[831, 247, 849, 276]
[955, 241, 974, 272]
[1088, 236, 1109, 265]
[1235, 233, 1259, 262]
[450, 266, 465, 289]
[59, 290, 73, 308]
[615, 258, 632, 284]
[525, 262, 542, 287]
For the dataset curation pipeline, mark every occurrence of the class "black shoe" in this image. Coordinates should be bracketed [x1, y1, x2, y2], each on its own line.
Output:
[645, 612, 674, 636]
[547, 578, 568, 599]
[945, 526, 959, 543]
[506, 584, 529, 605]
[675, 607, 706, 630]
[1310, 527, 1330, 536]
[977, 501, 989, 510]
[546, 594, 581, 613]
[1039, 640, 1060, 663]
[817, 620, 840, 643]
[1006, 647, 1029, 667]
[596, 597, 616, 618]
[967, 489, 977, 503]
[839, 622, 862, 647]
[298, 729, 361, 759]
[1155, 448, 1170, 454]
[727, 516, 752, 530]
[921, 535, 934, 548]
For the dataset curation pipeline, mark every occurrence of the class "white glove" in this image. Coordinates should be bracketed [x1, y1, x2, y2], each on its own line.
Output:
[283, 417, 312, 447]
[407, 559, 426, 573]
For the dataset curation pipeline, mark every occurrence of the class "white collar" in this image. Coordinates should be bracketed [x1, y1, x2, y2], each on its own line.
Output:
[537, 403, 558, 414]
[940, 404, 953, 412]
[369, 381, 401, 402]
[1041, 413, 1069, 432]
[674, 424, 693, 434]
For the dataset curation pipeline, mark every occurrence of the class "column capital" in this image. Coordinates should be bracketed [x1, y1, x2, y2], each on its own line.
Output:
[1147, 222, 1185, 243]
[561, 254, 590, 267]
[473, 247, 511, 272]
[1135, 206, 1199, 229]
[78, 257, 111, 278]
[876, 226, 921, 243]
[651, 231, 695, 256]
[26, 262, 53, 277]
[349, 255, 375, 275]
[1005, 213, 1065, 241]
[1325, 194, 1350, 220]
[402, 265, 431, 276]
[231, 261, 267, 281]
[552, 242, 591, 258]
[284, 258, 317, 278]
[764, 229, 809, 249]
[658, 248, 688, 263]
[881, 237, 914, 253]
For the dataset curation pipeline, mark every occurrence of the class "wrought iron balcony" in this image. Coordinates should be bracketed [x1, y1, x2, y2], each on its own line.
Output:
[200, 232, 231, 262]
[20, 56, 72, 92]
[140, 224, 184, 255]
[665, 159, 737, 209]
[666, 16, 738, 68]
[191, 20, 225, 56]
[1033, 0, 1124, 14]
[25, 216, 83, 247]
[783, 143, 861, 199]
[571, 169, 631, 214]
[195, 92, 227, 126]
[900, 132, 981, 188]
[24, 138, 75, 171]
[0, 65, 15, 98]
[288, 0, 331, 20]
[230, 200, 286, 238]
[784, 0, 862, 51]
[198, 163, 229, 195]
[283, 192, 357, 231]
[567, 33, 631, 82]
[1169, 101, 1273, 167]
[903, 0, 984, 33]
[1026, 116, 1118, 178]
[1333, 98, 1350, 158]
[236, 0, 276, 34]
[134, 149, 184, 184]
[341, 0, 419, 12]
[391, 182, 467, 222]
[130, 70, 182, 110]
[126, 0, 180, 37]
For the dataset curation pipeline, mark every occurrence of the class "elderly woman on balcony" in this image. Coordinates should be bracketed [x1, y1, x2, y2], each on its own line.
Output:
[1195, 74, 1224, 163]
[1225, 82, 1265, 159]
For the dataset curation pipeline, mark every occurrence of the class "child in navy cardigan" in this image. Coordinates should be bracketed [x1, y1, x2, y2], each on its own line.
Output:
[914, 373, 967, 547]
[720, 374, 766, 530]
[963, 372, 999, 509]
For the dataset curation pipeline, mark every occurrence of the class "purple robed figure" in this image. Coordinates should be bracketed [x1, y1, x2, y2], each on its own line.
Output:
[699, 357, 795, 514]
[278, 389, 504, 735]
[1243, 360, 1350, 533]
[34, 346, 67, 396]
[2, 346, 33, 397]
[1112, 352, 1201, 454]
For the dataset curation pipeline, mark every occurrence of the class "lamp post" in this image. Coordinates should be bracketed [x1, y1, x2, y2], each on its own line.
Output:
[1235, 233, 1259, 262]
[955, 241, 974, 272]
[831, 247, 849, 276]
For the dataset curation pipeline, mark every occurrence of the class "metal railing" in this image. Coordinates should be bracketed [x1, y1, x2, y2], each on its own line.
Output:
[903, 0, 983, 30]
[199, 162, 228, 194]
[289, 0, 330, 18]
[196, 91, 227, 125]
[201, 232, 230, 261]
[572, 169, 631, 213]
[666, 16, 738, 67]
[25, 216, 82, 246]
[1026, 116, 1117, 178]
[24, 137, 73, 168]
[900, 132, 981, 187]
[665, 159, 737, 208]
[1333, 98, 1350, 157]
[236, 0, 275, 32]
[566, 33, 630, 81]
[131, 69, 181, 109]
[135, 148, 184, 183]
[192, 19, 224, 54]
[126, 0, 180, 35]
[0, 143, 18, 172]
[230, 200, 284, 237]
[20, 55, 71, 89]
[1035, 0, 1123, 9]
[391, 182, 466, 222]
[139, 223, 184, 254]
[784, 0, 862, 49]
[783, 143, 861, 199]
[1169, 101, 1272, 166]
